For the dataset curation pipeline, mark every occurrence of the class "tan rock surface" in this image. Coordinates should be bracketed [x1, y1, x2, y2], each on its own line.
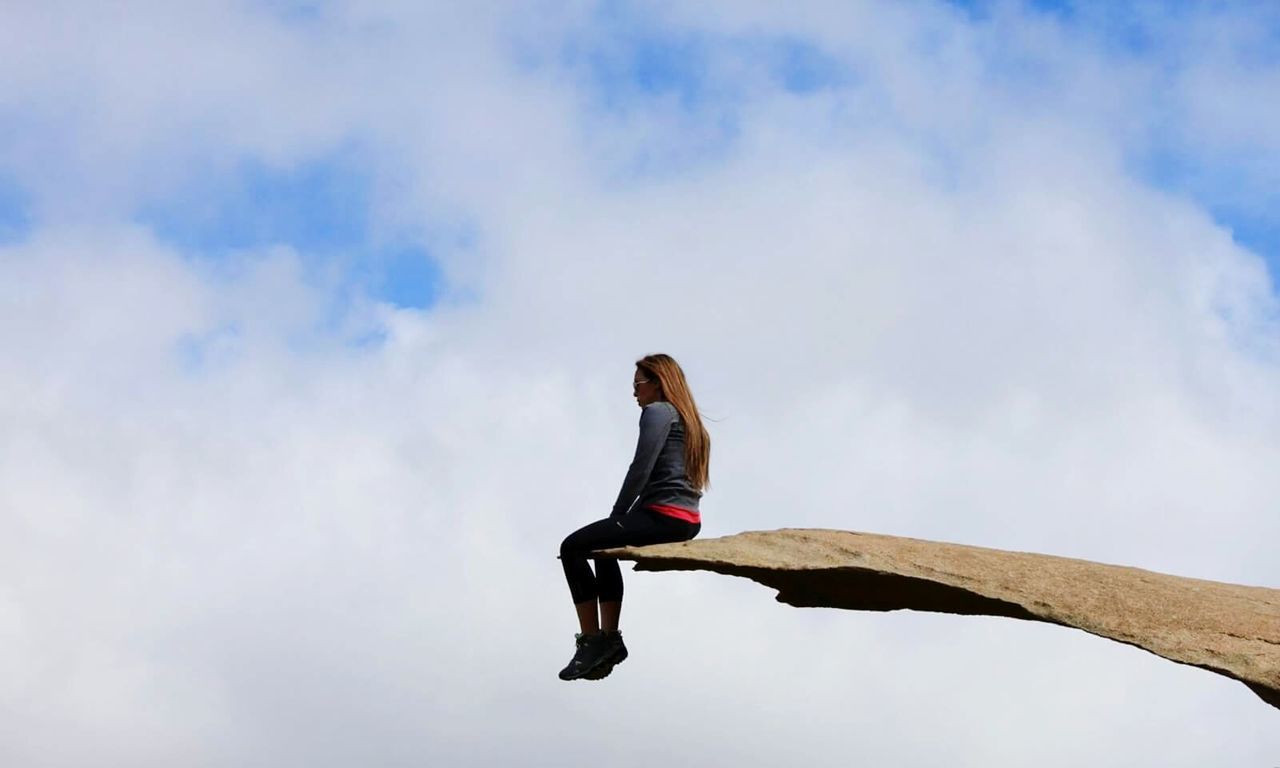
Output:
[604, 529, 1280, 711]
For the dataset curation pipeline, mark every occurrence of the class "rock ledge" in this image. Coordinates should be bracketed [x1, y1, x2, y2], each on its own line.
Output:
[604, 529, 1280, 711]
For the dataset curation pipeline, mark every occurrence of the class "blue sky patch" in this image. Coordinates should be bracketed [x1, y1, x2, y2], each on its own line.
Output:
[139, 153, 441, 310]
[937, 1, 1280, 289]
[259, 0, 326, 25]
[355, 245, 442, 311]
[558, 4, 851, 181]
[943, 0, 1159, 56]
[772, 39, 849, 94]
[568, 17, 714, 111]
[140, 155, 371, 254]
[1221, 215, 1280, 278]
[0, 173, 33, 245]
[945, 0, 1076, 21]
[1135, 141, 1280, 290]
[569, 4, 849, 108]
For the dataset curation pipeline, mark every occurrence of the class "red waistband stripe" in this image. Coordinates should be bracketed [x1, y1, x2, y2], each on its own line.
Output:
[646, 503, 701, 524]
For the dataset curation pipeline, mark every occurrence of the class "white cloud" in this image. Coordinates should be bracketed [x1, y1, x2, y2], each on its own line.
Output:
[1, 2, 1278, 766]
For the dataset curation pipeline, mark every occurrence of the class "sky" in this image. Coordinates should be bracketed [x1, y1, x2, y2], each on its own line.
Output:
[1, 0, 1279, 765]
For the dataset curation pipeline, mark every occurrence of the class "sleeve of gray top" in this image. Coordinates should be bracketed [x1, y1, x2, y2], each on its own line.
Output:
[610, 403, 676, 518]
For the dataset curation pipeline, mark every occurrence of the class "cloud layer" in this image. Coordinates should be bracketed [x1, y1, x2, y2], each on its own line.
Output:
[2, 1, 1278, 765]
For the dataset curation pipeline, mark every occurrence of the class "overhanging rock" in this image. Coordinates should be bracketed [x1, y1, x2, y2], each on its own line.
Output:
[603, 529, 1280, 711]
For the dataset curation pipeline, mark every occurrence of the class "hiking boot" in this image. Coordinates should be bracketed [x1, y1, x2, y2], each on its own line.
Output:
[583, 630, 628, 680]
[558, 632, 610, 681]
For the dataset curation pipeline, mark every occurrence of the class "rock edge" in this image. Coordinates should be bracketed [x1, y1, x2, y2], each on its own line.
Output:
[602, 528, 1280, 711]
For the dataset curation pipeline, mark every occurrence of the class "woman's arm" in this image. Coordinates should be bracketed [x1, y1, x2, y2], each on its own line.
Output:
[610, 403, 676, 517]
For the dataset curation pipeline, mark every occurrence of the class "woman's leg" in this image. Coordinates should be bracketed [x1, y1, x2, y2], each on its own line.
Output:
[561, 510, 699, 626]
[600, 600, 621, 633]
[558, 510, 699, 680]
[605, 512, 698, 632]
[575, 601, 600, 635]
[561, 517, 631, 608]
[558, 517, 632, 679]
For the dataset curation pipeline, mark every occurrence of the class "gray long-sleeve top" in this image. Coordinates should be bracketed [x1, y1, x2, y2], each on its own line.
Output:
[611, 401, 702, 517]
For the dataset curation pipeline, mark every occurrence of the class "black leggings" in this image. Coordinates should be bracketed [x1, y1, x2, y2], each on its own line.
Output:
[560, 508, 700, 604]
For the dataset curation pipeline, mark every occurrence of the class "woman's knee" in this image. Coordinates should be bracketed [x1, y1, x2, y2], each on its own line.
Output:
[560, 530, 584, 559]
[560, 517, 617, 558]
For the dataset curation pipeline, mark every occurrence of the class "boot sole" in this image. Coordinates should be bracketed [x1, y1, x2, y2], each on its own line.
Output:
[559, 645, 616, 681]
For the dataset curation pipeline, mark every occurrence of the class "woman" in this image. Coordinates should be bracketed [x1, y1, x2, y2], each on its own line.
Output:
[558, 353, 711, 681]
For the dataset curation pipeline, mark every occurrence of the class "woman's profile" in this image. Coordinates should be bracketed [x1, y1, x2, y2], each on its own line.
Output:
[558, 353, 711, 681]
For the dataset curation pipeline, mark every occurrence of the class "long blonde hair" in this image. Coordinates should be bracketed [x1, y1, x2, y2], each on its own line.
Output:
[636, 353, 711, 491]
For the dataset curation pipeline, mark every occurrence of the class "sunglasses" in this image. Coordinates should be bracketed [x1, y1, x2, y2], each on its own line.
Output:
[632, 378, 651, 390]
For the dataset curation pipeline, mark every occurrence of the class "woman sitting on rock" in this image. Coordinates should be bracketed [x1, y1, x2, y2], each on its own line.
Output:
[558, 353, 711, 681]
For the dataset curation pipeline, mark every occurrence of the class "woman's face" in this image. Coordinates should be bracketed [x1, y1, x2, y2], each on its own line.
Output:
[633, 368, 662, 407]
